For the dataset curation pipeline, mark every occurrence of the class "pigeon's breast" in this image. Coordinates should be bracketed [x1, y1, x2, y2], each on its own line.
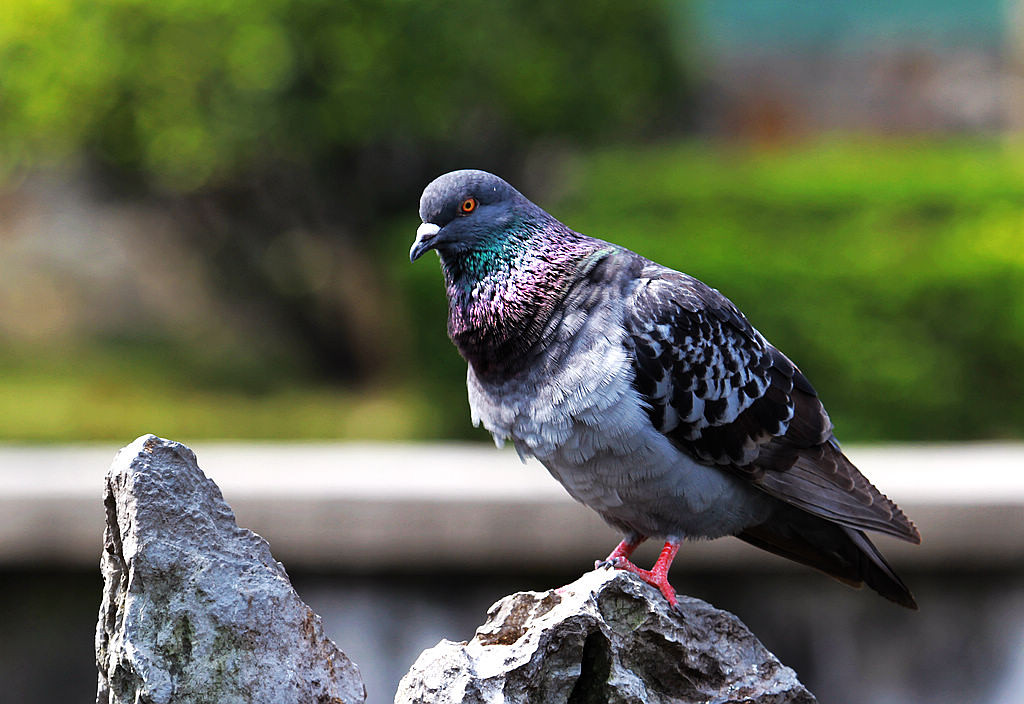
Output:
[466, 301, 633, 457]
[466, 301, 772, 539]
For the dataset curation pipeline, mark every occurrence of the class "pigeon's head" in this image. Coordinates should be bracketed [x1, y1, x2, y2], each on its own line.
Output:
[410, 170, 544, 264]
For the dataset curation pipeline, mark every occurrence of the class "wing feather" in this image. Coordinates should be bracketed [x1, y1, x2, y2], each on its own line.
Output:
[625, 265, 920, 544]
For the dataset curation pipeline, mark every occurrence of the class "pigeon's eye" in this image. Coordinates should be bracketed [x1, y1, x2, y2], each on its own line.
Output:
[460, 197, 477, 214]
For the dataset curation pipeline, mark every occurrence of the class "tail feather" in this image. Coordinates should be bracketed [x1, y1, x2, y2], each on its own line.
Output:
[842, 526, 917, 609]
[737, 508, 918, 609]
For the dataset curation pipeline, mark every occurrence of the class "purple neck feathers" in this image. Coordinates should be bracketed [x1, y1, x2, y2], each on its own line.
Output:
[442, 226, 600, 379]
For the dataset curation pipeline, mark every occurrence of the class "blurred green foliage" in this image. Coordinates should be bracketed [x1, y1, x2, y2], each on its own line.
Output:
[392, 139, 1024, 443]
[1, 0, 1020, 443]
[0, 340, 443, 442]
[0, 0, 685, 190]
[1, 139, 1022, 441]
[0, 0, 690, 391]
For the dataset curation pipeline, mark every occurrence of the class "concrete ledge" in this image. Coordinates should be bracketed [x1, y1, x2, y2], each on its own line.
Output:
[1, 441, 1022, 570]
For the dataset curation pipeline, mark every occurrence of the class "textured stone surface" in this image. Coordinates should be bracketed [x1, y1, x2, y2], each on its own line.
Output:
[95, 434, 365, 704]
[395, 568, 816, 704]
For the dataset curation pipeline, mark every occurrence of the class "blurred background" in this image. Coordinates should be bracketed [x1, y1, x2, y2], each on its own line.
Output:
[1, 0, 1023, 702]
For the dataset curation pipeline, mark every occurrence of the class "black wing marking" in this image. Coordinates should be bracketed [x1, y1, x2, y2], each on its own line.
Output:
[625, 266, 920, 544]
[626, 269, 802, 466]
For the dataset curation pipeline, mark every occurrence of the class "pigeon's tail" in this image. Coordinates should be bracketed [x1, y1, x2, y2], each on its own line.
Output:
[737, 507, 918, 609]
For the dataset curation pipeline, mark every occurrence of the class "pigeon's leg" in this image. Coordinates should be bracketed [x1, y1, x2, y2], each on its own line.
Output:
[595, 533, 646, 569]
[605, 539, 682, 609]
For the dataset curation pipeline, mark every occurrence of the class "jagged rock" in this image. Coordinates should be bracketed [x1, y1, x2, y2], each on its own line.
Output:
[395, 568, 816, 704]
[95, 434, 365, 704]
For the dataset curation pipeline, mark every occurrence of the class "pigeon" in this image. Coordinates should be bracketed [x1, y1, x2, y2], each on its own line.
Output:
[410, 169, 921, 609]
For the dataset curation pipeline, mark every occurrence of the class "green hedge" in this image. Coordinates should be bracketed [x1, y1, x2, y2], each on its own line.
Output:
[2, 139, 1021, 442]
[0, 0, 684, 189]
[391, 139, 1024, 442]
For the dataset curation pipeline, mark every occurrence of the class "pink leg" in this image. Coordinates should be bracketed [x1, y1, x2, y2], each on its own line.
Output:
[595, 533, 646, 569]
[601, 539, 682, 609]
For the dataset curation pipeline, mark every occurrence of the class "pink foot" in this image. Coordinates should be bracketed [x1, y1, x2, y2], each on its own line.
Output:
[600, 540, 681, 609]
[594, 534, 646, 570]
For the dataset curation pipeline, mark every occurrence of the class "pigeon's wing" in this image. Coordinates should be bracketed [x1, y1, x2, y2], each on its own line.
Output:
[624, 266, 920, 543]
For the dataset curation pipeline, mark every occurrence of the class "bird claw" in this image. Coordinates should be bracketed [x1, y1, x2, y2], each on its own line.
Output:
[658, 581, 681, 611]
[596, 541, 681, 610]
[631, 568, 680, 609]
[599, 559, 681, 609]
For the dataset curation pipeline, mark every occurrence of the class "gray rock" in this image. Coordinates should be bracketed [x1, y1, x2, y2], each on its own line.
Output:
[95, 434, 365, 704]
[395, 568, 816, 704]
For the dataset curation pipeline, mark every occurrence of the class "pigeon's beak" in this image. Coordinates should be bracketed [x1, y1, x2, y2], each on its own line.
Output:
[409, 222, 441, 262]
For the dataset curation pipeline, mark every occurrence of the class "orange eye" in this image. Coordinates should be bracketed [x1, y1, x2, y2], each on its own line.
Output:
[460, 197, 477, 214]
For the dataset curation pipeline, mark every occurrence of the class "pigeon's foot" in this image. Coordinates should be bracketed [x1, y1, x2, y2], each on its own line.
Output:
[600, 540, 681, 609]
[594, 534, 646, 570]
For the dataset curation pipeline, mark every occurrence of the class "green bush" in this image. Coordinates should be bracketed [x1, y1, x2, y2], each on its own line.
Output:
[0, 0, 685, 189]
[1, 0, 1020, 443]
[0, 0, 692, 395]
[1, 139, 1021, 442]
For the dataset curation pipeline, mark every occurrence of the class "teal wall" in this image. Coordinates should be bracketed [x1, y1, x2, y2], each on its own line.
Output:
[694, 0, 1006, 51]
